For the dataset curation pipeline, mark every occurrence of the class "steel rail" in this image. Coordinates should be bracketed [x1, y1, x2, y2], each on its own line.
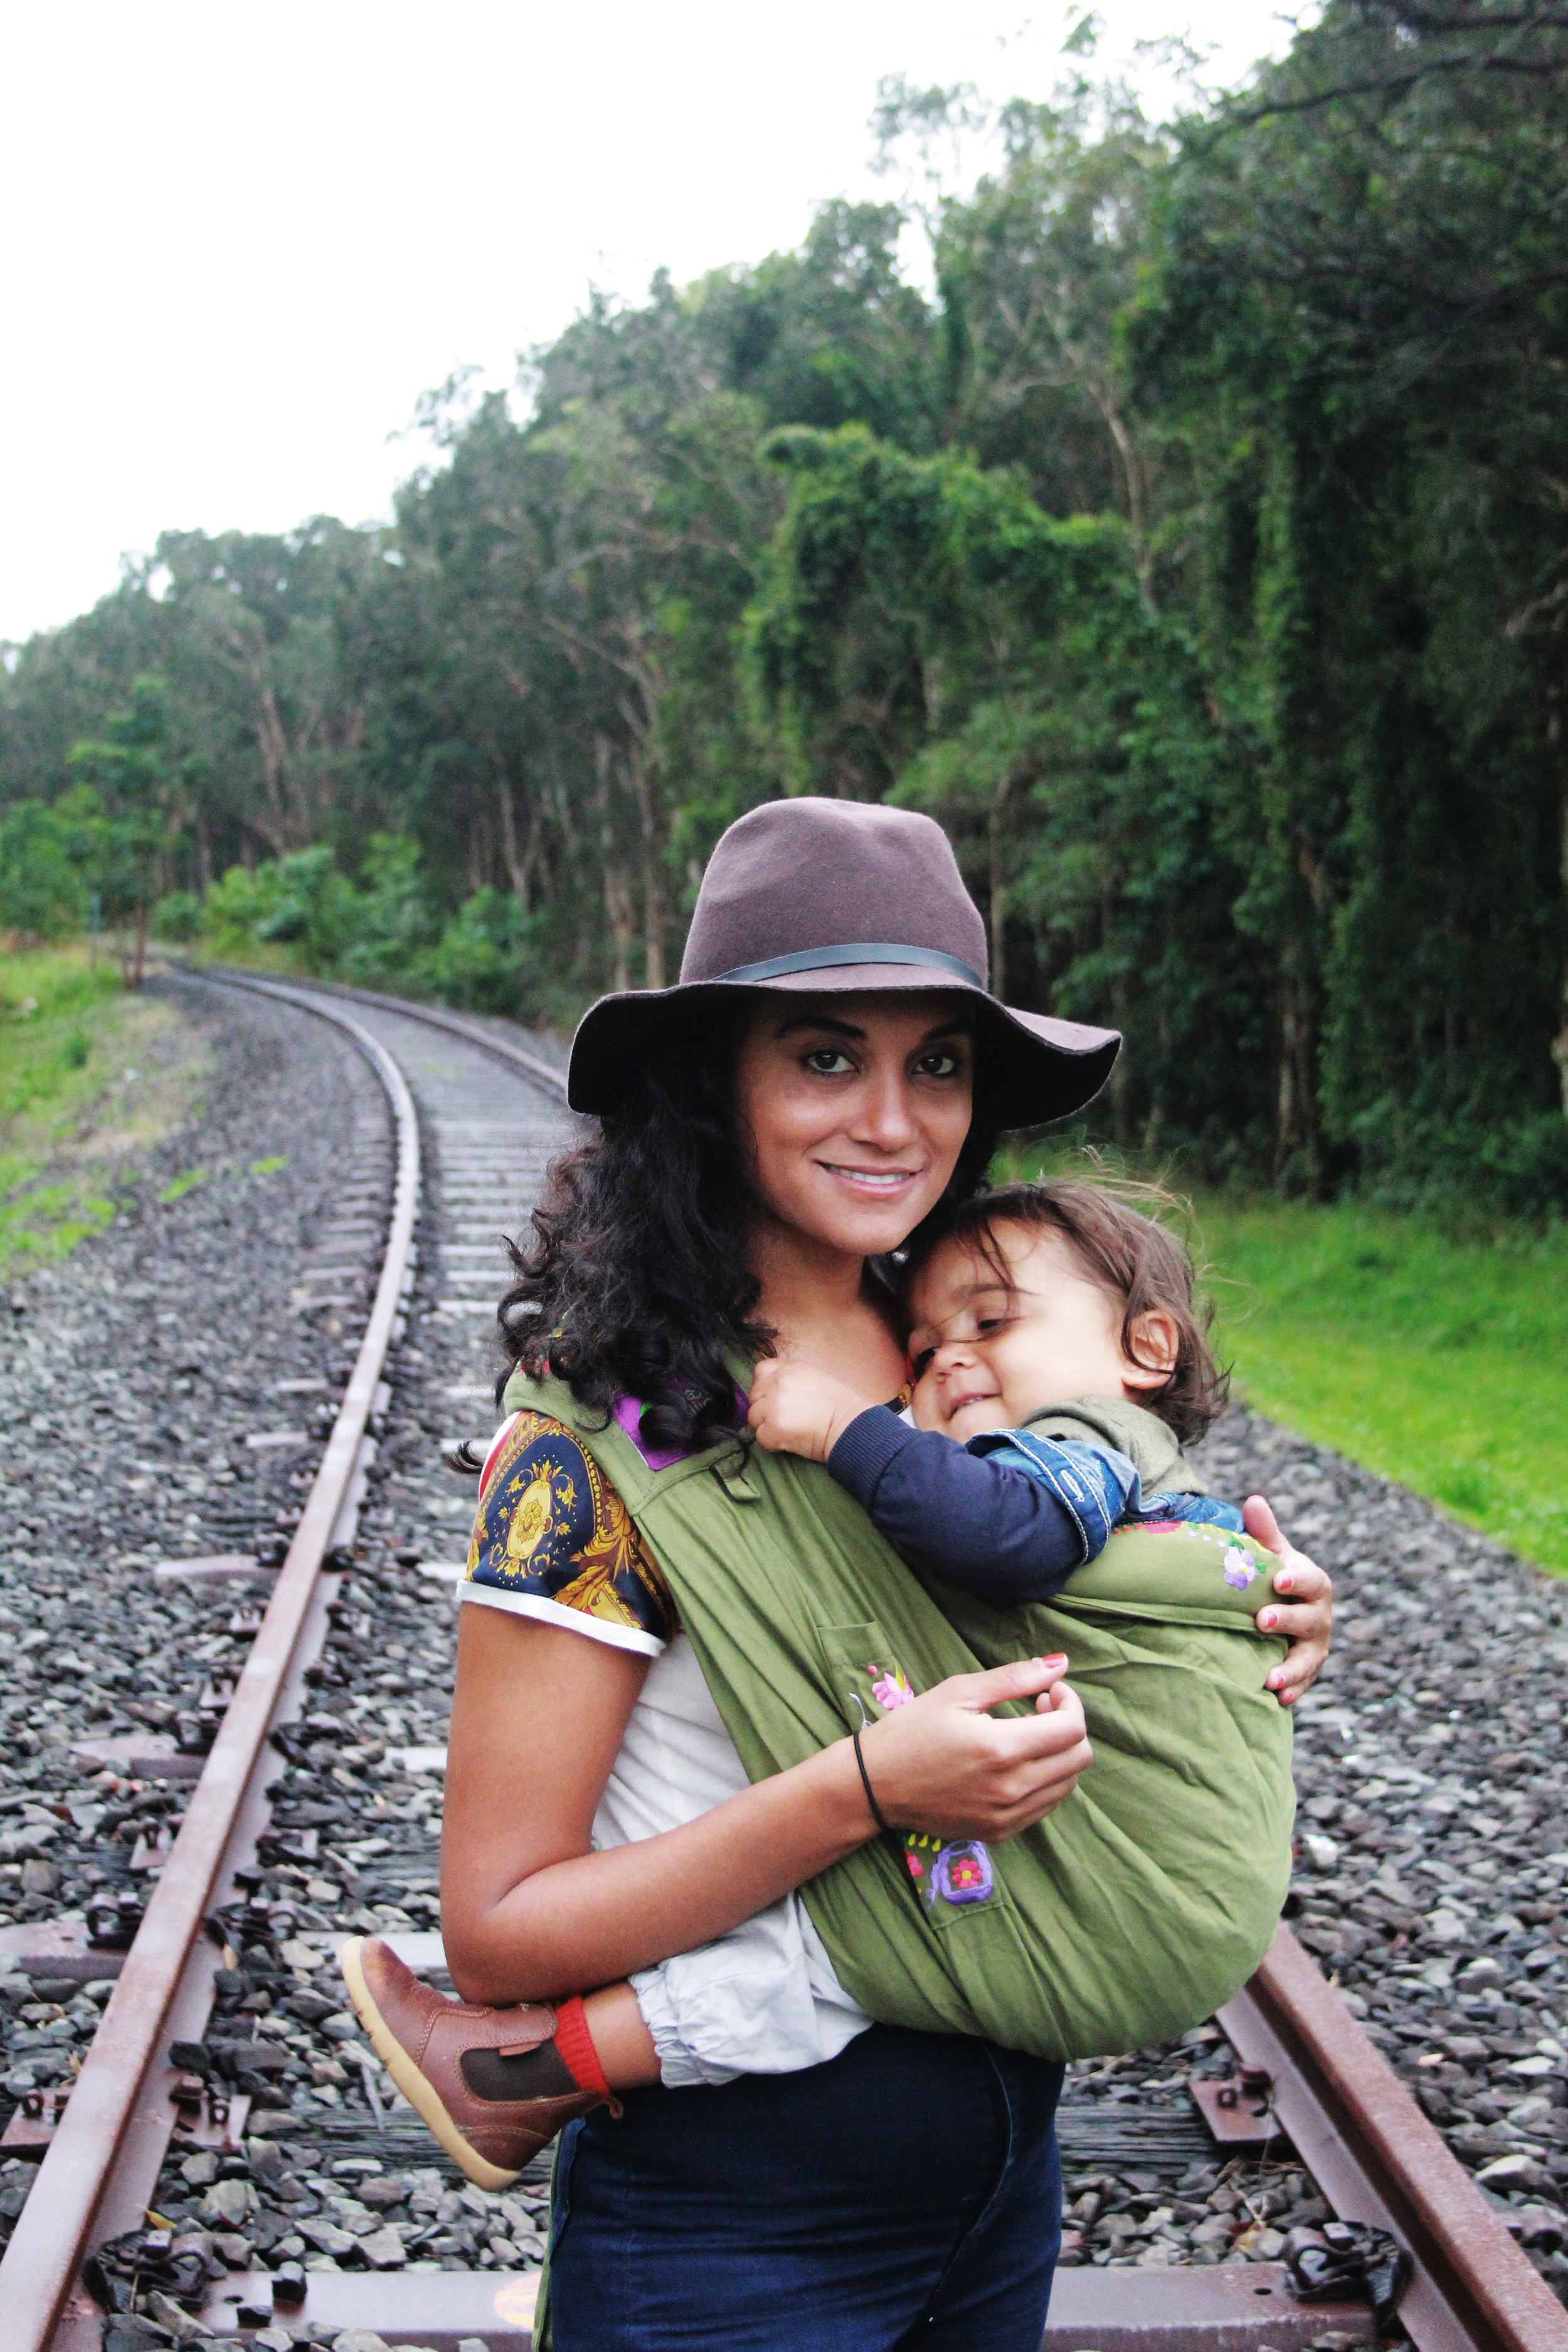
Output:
[201, 963, 573, 1104]
[1221, 1923, 1568, 2351]
[0, 975, 421, 2351]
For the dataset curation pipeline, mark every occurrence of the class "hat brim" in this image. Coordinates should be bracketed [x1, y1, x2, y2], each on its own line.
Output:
[568, 968, 1119, 1130]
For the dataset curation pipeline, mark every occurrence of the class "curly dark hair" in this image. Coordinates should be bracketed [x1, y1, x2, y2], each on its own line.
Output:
[497, 995, 1007, 1454]
[901, 1176, 1231, 1447]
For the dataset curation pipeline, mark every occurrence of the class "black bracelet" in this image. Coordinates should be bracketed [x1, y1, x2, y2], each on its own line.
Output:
[852, 1725, 894, 1839]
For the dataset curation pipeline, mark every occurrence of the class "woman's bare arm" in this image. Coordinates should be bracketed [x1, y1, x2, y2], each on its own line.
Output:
[441, 1608, 1092, 2007]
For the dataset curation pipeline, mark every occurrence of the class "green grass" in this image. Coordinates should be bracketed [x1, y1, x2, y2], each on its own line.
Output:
[1193, 1197, 1568, 1574]
[159, 1166, 209, 1204]
[0, 948, 121, 1118]
[0, 946, 125, 1272]
[0, 941, 209, 1275]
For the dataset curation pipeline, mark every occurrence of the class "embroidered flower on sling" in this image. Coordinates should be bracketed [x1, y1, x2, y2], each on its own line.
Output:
[870, 1665, 914, 1710]
[1223, 1545, 1258, 1589]
[930, 1841, 993, 1908]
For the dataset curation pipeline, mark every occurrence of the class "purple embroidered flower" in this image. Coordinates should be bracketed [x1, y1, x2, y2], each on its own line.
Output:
[930, 1840, 993, 1907]
[1223, 1545, 1258, 1589]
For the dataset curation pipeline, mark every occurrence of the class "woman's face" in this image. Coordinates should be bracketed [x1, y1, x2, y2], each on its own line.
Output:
[733, 991, 974, 1259]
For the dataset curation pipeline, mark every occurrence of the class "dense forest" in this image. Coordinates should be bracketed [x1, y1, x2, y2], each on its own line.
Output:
[3, 0, 1566, 1209]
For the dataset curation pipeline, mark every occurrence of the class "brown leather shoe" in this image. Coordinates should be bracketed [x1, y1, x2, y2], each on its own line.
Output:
[340, 1936, 614, 2190]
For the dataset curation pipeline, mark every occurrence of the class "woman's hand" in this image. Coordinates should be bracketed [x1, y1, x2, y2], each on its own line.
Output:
[857, 1655, 1092, 1845]
[1244, 1495, 1333, 1705]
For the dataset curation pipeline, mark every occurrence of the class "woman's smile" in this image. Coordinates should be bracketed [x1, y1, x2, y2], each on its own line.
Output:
[817, 1161, 924, 1194]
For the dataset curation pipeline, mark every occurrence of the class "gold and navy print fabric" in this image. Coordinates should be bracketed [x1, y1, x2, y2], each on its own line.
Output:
[464, 1410, 677, 1651]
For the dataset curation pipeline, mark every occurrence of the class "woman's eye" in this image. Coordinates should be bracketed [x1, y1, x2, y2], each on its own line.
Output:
[914, 1050, 965, 1079]
[803, 1047, 855, 1075]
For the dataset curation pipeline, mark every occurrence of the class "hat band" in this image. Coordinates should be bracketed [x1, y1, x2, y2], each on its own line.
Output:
[707, 942, 985, 989]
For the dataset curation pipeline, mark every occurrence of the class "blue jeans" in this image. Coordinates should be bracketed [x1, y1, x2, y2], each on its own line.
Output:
[547, 2023, 1065, 2351]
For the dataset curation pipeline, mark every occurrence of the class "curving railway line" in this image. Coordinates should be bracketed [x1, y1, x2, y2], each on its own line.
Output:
[0, 970, 1563, 2351]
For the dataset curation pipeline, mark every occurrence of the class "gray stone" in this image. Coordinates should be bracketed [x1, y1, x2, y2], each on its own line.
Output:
[144, 2289, 206, 2343]
[359, 2223, 407, 2268]
[198, 2176, 254, 2226]
[1477, 2153, 1557, 2193]
[299, 2216, 356, 2255]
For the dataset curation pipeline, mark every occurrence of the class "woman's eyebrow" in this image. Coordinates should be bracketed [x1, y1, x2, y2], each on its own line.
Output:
[774, 1012, 973, 1045]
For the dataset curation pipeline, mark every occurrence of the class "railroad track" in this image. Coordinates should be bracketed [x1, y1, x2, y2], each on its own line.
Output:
[0, 971, 1561, 2351]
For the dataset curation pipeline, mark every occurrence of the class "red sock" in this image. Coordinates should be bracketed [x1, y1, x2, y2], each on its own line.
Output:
[552, 1995, 612, 2099]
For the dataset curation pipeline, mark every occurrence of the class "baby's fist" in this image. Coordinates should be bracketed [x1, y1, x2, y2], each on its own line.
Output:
[748, 1360, 871, 1463]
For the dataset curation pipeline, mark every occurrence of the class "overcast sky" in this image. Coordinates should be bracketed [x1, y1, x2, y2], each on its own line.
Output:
[0, 0, 1303, 647]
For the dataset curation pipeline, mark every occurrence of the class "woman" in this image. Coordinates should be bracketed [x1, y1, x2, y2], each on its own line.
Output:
[356, 799, 1332, 2349]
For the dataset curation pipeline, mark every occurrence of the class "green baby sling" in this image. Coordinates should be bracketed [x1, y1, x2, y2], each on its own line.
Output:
[507, 1370, 1294, 2061]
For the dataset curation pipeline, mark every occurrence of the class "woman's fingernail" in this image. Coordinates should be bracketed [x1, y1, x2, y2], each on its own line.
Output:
[1276, 1573, 1293, 1591]
[1038, 1653, 1068, 1667]
[1260, 1611, 1278, 1629]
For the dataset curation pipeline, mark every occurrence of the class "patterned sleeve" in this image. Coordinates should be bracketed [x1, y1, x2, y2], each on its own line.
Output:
[460, 1409, 677, 1656]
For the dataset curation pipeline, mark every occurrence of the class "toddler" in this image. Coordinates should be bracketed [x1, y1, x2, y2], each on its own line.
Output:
[750, 1176, 1246, 1601]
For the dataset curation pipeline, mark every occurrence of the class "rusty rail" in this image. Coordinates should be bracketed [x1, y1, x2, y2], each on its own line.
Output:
[1221, 1924, 1568, 2352]
[0, 976, 421, 2351]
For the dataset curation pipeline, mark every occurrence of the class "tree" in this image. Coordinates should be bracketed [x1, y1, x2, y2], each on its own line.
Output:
[68, 676, 181, 987]
[0, 800, 87, 941]
[1130, 0, 1568, 1195]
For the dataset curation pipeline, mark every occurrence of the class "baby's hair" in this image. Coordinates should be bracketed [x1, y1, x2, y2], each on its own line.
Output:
[903, 1177, 1230, 1448]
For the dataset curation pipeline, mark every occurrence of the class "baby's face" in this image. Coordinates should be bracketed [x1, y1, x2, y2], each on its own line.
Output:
[907, 1221, 1143, 1443]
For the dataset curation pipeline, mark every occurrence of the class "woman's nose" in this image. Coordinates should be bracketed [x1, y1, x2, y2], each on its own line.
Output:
[852, 1064, 919, 1147]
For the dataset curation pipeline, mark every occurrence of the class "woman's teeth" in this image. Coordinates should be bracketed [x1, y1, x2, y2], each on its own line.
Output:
[826, 1165, 914, 1189]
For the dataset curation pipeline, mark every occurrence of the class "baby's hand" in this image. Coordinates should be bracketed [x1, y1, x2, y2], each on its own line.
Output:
[749, 1360, 874, 1463]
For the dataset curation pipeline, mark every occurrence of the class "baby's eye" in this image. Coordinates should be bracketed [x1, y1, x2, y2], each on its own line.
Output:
[911, 1347, 936, 1380]
[803, 1047, 855, 1075]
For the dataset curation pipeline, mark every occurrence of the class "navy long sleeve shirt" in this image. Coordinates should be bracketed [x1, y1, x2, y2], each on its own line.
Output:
[826, 1405, 1241, 1608]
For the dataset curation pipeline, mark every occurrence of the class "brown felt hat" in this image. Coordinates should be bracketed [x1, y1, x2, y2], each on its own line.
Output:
[568, 797, 1120, 1126]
